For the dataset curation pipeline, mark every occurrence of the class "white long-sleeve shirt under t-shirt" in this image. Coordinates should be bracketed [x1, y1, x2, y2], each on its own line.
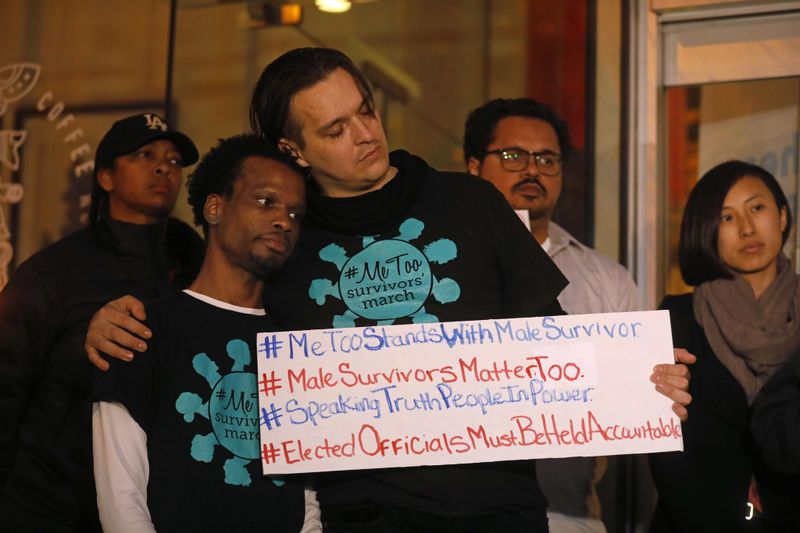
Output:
[92, 291, 322, 532]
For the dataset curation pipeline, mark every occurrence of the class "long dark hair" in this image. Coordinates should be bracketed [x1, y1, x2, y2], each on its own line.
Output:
[88, 163, 113, 225]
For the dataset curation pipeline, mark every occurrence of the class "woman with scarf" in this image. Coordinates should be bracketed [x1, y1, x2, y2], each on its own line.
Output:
[649, 160, 798, 533]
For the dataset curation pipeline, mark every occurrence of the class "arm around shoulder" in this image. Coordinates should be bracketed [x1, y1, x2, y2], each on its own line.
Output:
[86, 295, 151, 371]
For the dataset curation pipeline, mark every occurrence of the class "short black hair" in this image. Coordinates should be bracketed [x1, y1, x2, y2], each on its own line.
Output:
[249, 47, 375, 147]
[679, 160, 793, 286]
[187, 134, 306, 235]
[462, 98, 572, 164]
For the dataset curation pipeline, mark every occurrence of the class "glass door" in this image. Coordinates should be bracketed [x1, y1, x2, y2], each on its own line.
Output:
[627, 1, 800, 305]
[665, 78, 800, 294]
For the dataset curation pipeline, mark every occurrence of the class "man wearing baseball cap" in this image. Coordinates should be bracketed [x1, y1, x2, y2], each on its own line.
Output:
[0, 112, 204, 532]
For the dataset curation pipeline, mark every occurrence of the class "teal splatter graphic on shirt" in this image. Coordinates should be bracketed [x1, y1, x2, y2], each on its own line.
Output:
[175, 339, 283, 487]
[309, 218, 460, 326]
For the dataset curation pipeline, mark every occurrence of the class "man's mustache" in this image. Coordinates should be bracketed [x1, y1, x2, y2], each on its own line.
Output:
[511, 177, 547, 196]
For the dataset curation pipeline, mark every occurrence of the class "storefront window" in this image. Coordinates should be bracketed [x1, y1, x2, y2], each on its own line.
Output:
[2, 0, 605, 288]
[0, 0, 173, 280]
[665, 78, 800, 295]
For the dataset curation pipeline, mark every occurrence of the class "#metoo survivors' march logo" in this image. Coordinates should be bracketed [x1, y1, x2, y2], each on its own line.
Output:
[309, 218, 461, 327]
[175, 338, 282, 488]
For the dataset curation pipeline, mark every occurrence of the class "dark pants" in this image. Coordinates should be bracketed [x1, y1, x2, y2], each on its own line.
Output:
[322, 502, 549, 532]
[0, 493, 94, 533]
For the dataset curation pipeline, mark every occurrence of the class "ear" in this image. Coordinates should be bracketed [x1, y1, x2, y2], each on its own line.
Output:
[204, 194, 222, 227]
[780, 205, 788, 233]
[466, 157, 482, 177]
[97, 167, 114, 192]
[279, 138, 310, 168]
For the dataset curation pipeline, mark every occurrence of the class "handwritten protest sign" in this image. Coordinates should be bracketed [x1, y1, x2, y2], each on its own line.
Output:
[256, 311, 681, 474]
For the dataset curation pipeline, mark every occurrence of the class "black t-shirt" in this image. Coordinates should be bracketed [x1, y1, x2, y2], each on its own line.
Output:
[93, 291, 304, 532]
[264, 150, 567, 518]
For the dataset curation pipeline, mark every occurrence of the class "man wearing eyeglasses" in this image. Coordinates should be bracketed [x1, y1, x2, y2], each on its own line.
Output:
[463, 98, 642, 533]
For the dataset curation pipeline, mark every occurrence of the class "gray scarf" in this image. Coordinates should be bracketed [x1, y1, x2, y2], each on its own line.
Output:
[693, 254, 800, 403]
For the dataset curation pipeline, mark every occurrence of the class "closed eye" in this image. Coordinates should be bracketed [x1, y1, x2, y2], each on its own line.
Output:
[358, 103, 376, 118]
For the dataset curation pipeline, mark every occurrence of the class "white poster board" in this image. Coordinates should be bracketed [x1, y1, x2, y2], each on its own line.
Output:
[257, 311, 682, 474]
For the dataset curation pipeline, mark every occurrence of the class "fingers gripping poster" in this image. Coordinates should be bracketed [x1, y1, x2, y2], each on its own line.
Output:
[255, 311, 682, 474]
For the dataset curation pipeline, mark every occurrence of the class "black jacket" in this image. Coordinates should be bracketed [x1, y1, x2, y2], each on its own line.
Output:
[650, 294, 759, 533]
[751, 352, 800, 475]
[0, 217, 203, 531]
[749, 351, 800, 532]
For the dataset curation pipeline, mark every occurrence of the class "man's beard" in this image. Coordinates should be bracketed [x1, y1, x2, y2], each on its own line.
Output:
[512, 177, 550, 221]
[527, 205, 549, 221]
[250, 251, 286, 279]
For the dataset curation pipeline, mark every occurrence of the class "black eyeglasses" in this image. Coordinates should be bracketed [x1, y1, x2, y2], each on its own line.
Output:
[485, 148, 562, 175]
